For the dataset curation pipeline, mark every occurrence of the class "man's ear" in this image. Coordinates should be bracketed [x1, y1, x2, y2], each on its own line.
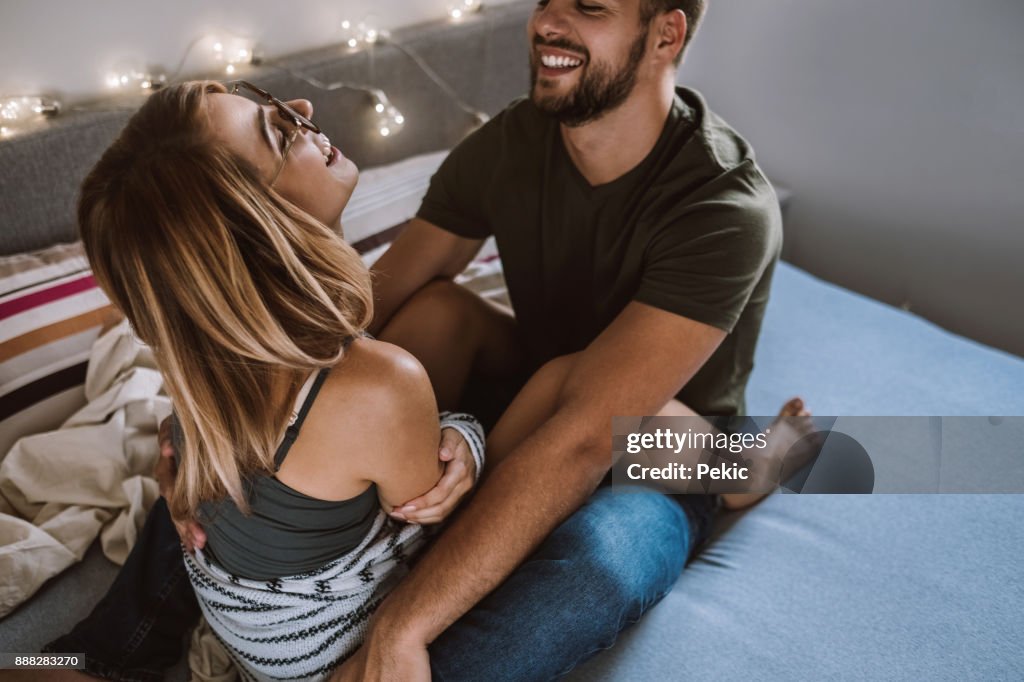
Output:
[654, 9, 687, 64]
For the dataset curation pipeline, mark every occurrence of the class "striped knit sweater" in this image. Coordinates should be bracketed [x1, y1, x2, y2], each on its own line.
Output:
[183, 412, 485, 682]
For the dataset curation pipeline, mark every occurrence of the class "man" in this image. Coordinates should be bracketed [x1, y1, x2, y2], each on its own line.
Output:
[335, 0, 800, 678]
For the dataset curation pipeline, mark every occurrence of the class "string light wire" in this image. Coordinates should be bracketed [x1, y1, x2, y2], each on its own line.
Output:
[1, 8, 490, 139]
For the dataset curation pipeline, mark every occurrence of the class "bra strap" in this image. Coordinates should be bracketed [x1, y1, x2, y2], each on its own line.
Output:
[273, 367, 331, 471]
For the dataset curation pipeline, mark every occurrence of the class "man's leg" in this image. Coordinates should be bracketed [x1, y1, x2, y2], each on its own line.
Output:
[428, 486, 716, 681]
[31, 498, 200, 682]
[378, 283, 718, 679]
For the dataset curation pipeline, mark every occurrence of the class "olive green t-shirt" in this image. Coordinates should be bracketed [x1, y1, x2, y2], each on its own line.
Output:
[417, 87, 781, 416]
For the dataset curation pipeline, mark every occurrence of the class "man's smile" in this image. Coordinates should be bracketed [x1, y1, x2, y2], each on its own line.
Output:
[533, 38, 589, 80]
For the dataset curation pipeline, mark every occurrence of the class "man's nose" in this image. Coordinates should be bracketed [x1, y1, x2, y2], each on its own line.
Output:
[532, 0, 570, 40]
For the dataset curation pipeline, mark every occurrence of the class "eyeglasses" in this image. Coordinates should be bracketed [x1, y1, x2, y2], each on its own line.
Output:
[228, 80, 321, 184]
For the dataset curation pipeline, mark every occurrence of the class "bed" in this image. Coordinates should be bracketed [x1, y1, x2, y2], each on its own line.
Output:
[2, 2, 1022, 679]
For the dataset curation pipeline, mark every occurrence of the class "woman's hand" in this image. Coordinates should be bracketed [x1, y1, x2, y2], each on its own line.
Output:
[153, 415, 207, 553]
[389, 427, 476, 525]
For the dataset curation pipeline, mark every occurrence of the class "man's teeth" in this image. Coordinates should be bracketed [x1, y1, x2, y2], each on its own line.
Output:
[541, 54, 583, 69]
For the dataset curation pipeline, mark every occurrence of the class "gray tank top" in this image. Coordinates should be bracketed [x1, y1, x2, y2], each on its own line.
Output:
[171, 364, 379, 581]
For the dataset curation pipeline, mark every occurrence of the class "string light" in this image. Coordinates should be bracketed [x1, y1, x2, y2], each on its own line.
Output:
[338, 16, 490, 130]
[340, 18, 388, 50]
[0, 96, 60, 138]
[447, 0, 483, 21]
[2, 5, 491, 143]
[209, 33, 259, 75]
[105, 60, 167, 91]
[370, 90, 405, 137]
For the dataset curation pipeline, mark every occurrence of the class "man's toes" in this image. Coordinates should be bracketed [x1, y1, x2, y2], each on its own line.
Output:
[779, 397, 804, 417]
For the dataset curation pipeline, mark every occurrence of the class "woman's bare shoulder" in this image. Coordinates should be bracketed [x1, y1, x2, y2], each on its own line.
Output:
[326, 337, 434, 407]
[276, 337, 440, 502]
[324, 338, 438, 446]
[323, 338, 442, 501]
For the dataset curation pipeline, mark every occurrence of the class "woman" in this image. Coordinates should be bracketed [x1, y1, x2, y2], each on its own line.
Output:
[78, 80, 484, 680]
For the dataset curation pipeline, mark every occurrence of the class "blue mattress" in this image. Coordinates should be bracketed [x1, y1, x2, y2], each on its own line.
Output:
[746, 263, 1024, 417]
[569, 262, 1024, 681]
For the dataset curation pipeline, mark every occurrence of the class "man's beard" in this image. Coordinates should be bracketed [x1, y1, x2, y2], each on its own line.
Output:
[530, 28, 649, 128]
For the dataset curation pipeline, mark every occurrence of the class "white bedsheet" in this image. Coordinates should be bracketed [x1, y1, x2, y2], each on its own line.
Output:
[0, 320, 166, 617]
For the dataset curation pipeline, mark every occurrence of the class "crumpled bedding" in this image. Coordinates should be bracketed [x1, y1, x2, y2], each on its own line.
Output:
[0, 320, 166, 616]
[0, 319, 236, 679]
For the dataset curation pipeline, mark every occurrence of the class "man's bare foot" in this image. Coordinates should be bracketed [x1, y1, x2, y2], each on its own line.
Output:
[721, 397, 818, 510]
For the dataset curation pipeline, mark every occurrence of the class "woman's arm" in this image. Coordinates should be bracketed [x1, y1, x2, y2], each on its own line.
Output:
[363, 345, 447, 511]
[314, 338, 448, 511]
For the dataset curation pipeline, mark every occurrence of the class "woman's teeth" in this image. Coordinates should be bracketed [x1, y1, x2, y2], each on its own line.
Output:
[319, 134, 333, 165]
[541, 54, 583, 69]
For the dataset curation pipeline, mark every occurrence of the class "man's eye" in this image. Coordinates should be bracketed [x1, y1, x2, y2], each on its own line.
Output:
[578, 3, 604, 13]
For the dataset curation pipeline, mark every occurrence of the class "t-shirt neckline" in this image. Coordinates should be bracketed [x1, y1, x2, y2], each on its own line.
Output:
[554, 90, 692, 196]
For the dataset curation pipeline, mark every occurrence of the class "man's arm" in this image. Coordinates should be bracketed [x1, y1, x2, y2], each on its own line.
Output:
[351, 301, 726, 669]
[368, 218, 484, 336]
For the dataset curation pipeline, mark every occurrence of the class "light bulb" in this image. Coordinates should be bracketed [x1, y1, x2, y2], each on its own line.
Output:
[341, 16, 388, 50]
[371, 91, 405, 138]
[0, 95, 60, 138]
[104, 61, 167, 92]
[447, 0, 482, 21]
[210, 33, 257, 75]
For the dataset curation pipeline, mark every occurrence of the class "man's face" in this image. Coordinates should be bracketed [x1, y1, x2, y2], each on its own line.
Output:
[528, 0, 651, 127]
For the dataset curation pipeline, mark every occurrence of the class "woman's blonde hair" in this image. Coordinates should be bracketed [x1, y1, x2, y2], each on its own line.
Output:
[79, 81, 373, 520]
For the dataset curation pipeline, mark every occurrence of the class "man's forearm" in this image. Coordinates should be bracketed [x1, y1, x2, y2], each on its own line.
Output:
[370, 408, 606, 643]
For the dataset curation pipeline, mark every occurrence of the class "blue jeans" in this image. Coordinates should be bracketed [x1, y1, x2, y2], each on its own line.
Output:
[45, 489, 715, 682]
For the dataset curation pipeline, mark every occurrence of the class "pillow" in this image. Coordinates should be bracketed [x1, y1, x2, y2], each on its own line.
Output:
[343, 149, 450, 264]
[0, 243, 115, 458]
[343, 150, 508, 307]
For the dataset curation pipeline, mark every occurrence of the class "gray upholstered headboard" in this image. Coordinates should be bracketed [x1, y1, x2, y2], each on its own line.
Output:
[0, 1, 533, 256]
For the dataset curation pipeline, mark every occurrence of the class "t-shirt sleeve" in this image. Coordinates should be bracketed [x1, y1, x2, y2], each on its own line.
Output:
[634, 178, 782, 333]
[416, 118, 502, 240]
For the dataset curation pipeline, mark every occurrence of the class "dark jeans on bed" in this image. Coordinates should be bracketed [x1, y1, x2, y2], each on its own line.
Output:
[44, 490, 716, 682]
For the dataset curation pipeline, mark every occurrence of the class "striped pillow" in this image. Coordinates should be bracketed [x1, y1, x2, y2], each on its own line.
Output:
[0, 243, 115, 457]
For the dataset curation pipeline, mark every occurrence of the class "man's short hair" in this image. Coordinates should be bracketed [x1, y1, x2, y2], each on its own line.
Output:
[640, 0, 708, 64]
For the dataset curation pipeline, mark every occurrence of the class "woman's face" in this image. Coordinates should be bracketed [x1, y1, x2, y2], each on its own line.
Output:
[205, 92, 358, 227]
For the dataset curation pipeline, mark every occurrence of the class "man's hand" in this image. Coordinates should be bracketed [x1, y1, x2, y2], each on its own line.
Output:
[389, 427, 475, 525]
[331, 628, 431, 682]
[154, 415, 207, 553]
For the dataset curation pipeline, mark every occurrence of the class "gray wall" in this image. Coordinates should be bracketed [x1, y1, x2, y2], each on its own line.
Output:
[682, 0, 1024, 357]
